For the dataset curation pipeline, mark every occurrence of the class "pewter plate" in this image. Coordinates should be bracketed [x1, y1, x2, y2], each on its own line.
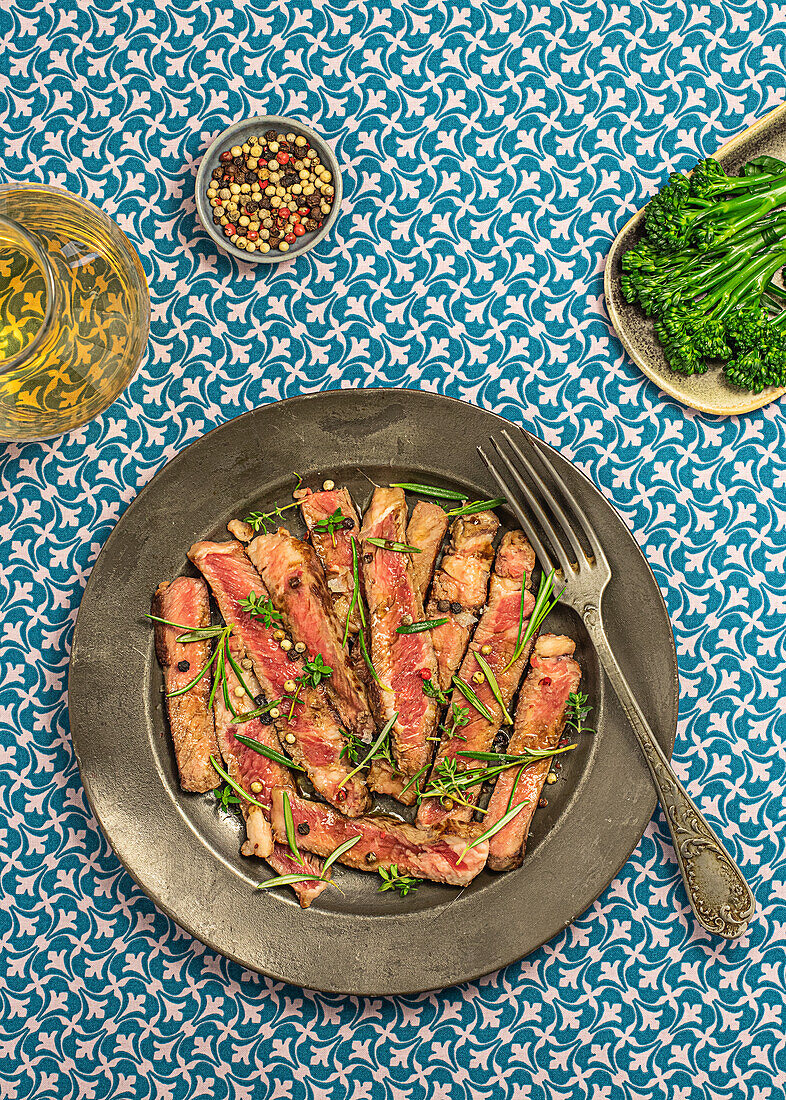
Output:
[605, 101, 786, 416]
[68, 389, 678, 995]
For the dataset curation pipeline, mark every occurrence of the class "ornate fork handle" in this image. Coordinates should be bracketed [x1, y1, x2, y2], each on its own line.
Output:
[583, 605, 755, 939]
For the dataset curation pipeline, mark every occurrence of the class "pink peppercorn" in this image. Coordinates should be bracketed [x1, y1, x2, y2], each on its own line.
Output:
[284, 232, 296, 243]
[224, 224, 236, 236]
[293, 224, 305, 236]
[277, 151, 289, 164]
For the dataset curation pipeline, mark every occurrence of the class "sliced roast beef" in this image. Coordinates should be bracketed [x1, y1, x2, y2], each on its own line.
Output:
[426, 511, 500, 692]
[486, 635, 581, 872]
[265, 843, 328, 908]
[406, 500, 449, 600]
[416, 530, 537, 829]
[152, 577, 221, 793]
[359, 488, 439, 782]
[270, 789, 488, 887]
[297, 487, 362, 634]
[188, 540, 370, 816]
[246, 528, 376, 743]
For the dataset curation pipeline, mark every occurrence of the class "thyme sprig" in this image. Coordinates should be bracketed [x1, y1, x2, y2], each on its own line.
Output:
[378, 865, 421, 897]
[313, 506, 346, 548]
[238, 590, 282, 629]
[243, 475, 303, 534]
[214, 783, 242, 813]
[503, 568, 565, 673]
[338, 713, 398, 788]
[418, 745, 576, 809]
[422, 677, 449, 707]
[566, 691, 594, 735]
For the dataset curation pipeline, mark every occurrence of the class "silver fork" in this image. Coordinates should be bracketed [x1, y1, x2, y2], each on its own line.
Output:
[479, 428, 755, 940]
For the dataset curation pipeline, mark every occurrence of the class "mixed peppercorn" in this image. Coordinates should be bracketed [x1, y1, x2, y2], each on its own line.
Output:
[206, 128, 335, 255]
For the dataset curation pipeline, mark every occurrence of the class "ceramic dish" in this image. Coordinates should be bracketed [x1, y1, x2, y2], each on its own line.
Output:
[605, 100, 786, 416]
[68, 389, 678, 995]
[195, 115, 342, 264]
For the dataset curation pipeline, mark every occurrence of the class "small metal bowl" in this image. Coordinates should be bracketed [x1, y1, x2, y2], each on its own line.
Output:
[195, 115, 342, 264]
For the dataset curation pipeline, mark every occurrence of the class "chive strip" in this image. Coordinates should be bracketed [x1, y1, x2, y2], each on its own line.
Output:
[473, 652, 513, 724]
[256, 873, 331, 890]
[209, 755, 268, 810]
[232, 733, 306, 772]
[322, 834, 362, 872]
[453, 676, 495, 723]
[503, 568, 565, 672]
[396, 618, 448, 634]
[282, 791, 304, 866]
[390, 482, 465, 500]
[165, 646, 220, 698]
[456, 800, 531, 864]
[445, 498, 507, 517]
[365, 537, 422, 553]
[337, 713, 398, 789]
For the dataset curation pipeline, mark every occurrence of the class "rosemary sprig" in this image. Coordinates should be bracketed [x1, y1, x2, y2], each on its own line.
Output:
[365, 537, 422, 553]
[456, 800, 531, 865]
[322, 834, 362, 872]
[255, 835, 362, 893]
[209, 755, 268, 810]
[313, 506, 346, 548]
[281, 790, 304, 865]
[232, 733, 306, 772]
[223, 636, 255, 702]
[445, 498, 506, 517]
[419, 757, 489, 814]
[390, 482, 465, 501]
[378, 865, 421, 897]
[238, 590, 282, 629]
[473, 652, 513, 724]
[419, 744, 576, 808]
[396, 618, 447, 634]
[566, 691, 594, 735]
[453, 676, 495, 723]
[146, 614, 227, 641]
[337, 713, 398, 788]
[503, 568, 565, 673]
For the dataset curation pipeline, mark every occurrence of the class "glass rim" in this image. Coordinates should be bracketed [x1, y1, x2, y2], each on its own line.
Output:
[0, 213, 58, 376]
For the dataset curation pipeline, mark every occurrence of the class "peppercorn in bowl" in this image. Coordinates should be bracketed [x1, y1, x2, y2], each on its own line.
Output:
[195, 115, 342, 263]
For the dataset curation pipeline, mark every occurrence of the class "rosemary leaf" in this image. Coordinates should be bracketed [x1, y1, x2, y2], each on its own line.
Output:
[453, 676, 495, 723]
[365, 537, 422, 553]
[503, 568, 565, 673]
[322, 834, 362, 873]
[232, 733, 306, 771]
[389, 482, 465, 500]
[456, 800, 531, 864]
[257, 873, 330, 890]
[282, 790, 304, 866]
[209, 755, 268, 810]
[473, 652, 513, 724]
[445, 498, 507, 517]
[396, 618, 447, 634]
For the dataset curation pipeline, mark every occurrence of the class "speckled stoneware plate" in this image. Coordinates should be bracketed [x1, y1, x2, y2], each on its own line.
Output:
[605, 101, 786, 416]
[194, 115, 341, 264]
[68, 389, 678, 996]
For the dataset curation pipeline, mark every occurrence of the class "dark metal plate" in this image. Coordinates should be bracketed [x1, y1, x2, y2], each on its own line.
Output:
[68, 389, 678, 995]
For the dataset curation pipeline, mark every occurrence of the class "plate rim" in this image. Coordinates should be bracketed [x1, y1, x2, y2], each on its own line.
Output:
[68, 388, 679, 994]
[604, 99, 786, 416]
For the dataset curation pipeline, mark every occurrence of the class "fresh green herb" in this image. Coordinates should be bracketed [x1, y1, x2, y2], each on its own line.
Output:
[620, 156, 786, 392]
[396, 618, 448, 634]
[445, 498, 507, 517]
[378, 864, 421, 897]
[209, 755, 268, 810]
[419, 744, 576, 810]
[566, 691, 594, 735]
[456, 800, 531, 865]
[223, 637, 255, 702]
[164, 643, 221, 699]
[456, 745, 575, 765]
[281, 790, 305, 866]
[357, 627, 386, 689]
[337, 713, 398, 788]
[232, 698, 280, 723]
[214, 783, 242, 813]
[232, 733, 306, 771]
[256, 872, 331, 891]
[419, 757, 490, 815]
[243, 475, 303, 533]
[503, 568, 564, 673]
[390, 482, 465, 501]
[313, 506, 346, 548]
[399, 764, 429, 799]
[423, 677, 449, 707]
[322, 834, 362, 872]
[453, 676, 495, 723]
[301, 653, 332, 687]
[146, 615, 226, 641]
[343, 536, 362, 647]
[365, 537, 422, 554]
[238, 590, 283, 629]
[473, 652, 513, 724]
[443, 701, 470, 741]
[341, 728, 394, 770]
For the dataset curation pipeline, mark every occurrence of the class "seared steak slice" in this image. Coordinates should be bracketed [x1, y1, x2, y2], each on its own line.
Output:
[417, 530, 537, 829]
[152, 578, 221, 793]
[406, 500, 449, 600]
[188, 540, 370, 816]
[247, 529, 376, 742]
[360, 488, 439, 781]
[270, 789, 488, 887]
[487, 635, 581, 872]
[297, 487, 362, 634]
[215, 639, 327, 906]
[427, 511, 501, 692]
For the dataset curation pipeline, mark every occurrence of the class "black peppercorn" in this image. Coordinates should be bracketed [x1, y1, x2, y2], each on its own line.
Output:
[342, 517, 354, 530]
[539, 798, 548, 807]
[297, 822, 310, 836]
[177, 659, 190, 673]
[305, 218, 319, 232]
[289, 576, 301, 588]
[259, 196, 272, 209]
[232, 155, 244, 166]
[246, 172, 258, 184]
[283, 173, 297, 188]
[265, 130, 277, 141]
[254, 694, 267, 707]
[364, 553, 373, 563]
[211, 168, 223, 180]
[437, 599, 450, 613]
[450, 601, 463, 614]
[259, 713, 272, 725]
[245, 201, 259, 214]
[287, 650, 299, 662]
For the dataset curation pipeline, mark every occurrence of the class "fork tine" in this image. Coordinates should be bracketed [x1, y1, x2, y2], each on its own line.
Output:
[524, 433, 609, 569]
[500, 430, 586, 567]
[488, 437, 574, 577]
[477, 445, 556, 574]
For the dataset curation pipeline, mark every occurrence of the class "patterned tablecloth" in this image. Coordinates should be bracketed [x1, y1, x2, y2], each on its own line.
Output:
[2, 2, 785, 1096]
